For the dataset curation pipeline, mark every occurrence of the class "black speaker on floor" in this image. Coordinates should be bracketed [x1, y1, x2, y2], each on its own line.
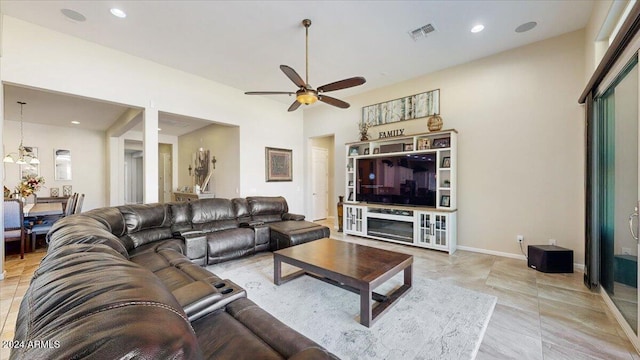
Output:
[527, 245, 573, 273]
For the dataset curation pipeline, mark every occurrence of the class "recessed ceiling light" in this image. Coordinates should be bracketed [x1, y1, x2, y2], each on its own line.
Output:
[471, 24, 485, 33]
[71, 121, 80, 125]
[515, 21, 537, 33]
[110, 8, 127, 18]
[60, 9, 86, 22]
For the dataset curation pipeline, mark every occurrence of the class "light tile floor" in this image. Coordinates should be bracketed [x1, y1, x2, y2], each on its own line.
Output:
[1, 224, 639, 359]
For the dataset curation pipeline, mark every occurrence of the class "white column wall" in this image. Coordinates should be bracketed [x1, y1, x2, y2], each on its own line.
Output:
[143, 108, 159, 203]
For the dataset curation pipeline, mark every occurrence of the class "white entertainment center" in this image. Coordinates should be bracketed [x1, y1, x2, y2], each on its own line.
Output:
[343, 129, 457, 254]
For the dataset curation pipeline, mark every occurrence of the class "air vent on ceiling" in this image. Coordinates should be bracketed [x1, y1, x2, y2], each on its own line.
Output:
[409, 23, 436, 41]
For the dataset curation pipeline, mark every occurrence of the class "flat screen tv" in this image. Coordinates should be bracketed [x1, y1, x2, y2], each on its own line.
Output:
[356, 154, 437, 207]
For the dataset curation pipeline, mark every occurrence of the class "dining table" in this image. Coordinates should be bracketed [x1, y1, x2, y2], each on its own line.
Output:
[23, 202, 64, 217]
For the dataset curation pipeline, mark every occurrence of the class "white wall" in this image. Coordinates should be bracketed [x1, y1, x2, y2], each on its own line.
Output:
[1, 16, 305, 213]
[304, 30, 586, 262]
[3, 120, 106, 211]
[178, 123, 240, 199]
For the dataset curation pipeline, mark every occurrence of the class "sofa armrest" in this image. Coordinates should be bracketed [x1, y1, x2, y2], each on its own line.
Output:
[282, 213, 305, 221]
[239, 221, 265, 228]
[182, 232, 207, 264]
[172, 280, 223, 322]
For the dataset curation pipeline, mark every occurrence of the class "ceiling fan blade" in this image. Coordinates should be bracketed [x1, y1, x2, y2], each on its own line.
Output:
[317, 77, 366, 93]
[288, 100, 302, 112]
[319, 95, 350, 109]
[280, 65, 306, 88]
[245, 91, 295, 95]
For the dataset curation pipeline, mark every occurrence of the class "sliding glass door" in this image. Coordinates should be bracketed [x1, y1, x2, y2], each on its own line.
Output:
[594, 56, 639, 332]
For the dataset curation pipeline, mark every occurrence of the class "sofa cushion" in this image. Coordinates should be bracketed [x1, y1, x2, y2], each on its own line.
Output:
[206, 227, 255, 264]
[81, 206, 127, 237]
[190, 198, 239, 232]
[117, 204, 174, 248]
[12, 243, 200, 360]
[46, 216, 130, 258]
[232, 198, 252, 223]
[170, 201, 194, 233]
[247, 196, 288, 223]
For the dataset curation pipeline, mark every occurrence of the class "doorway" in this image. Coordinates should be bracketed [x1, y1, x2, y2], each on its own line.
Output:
[309, 136, 335, 222]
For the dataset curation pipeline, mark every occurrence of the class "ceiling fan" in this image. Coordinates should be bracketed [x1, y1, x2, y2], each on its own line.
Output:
[245, 19, 366, 112]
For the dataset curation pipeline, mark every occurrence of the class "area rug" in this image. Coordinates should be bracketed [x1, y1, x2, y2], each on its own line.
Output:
[207, 255, 496, 360]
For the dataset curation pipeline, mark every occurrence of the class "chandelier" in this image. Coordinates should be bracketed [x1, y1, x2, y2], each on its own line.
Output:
[3, 101, 39, 165]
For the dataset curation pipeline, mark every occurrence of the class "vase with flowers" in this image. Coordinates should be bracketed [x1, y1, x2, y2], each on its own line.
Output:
[16, 175, 45, 202]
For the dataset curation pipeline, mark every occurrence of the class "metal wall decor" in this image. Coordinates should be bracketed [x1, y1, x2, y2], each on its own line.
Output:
[362, 89, 440, 126]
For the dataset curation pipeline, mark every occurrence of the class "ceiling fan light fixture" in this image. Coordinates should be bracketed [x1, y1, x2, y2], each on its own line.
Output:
[296, 90, 318, 105]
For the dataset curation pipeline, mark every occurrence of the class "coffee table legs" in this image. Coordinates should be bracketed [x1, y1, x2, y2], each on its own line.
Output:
[361, 263, 412, 327]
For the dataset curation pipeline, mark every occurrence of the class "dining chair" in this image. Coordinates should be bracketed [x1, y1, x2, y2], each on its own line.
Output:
[31, 193, 78, 251]
[64, 193, 78, 217]
[74, 194, 85, 214]
[4, 198, 26, 259]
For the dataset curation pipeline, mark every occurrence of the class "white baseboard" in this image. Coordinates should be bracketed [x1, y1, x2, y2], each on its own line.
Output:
[457, 245, 585, 271]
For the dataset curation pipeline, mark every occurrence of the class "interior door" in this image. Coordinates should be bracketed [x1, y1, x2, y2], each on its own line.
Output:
[311, 147, 329, 221]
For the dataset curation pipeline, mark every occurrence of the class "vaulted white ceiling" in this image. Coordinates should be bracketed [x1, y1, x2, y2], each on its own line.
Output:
[1, 0, 595, 132]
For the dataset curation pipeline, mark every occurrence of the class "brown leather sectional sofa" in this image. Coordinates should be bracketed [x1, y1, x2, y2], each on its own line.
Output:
[10, 196, 336, 359]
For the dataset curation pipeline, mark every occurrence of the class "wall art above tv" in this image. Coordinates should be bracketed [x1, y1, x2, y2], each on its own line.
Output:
[361, 89, 439, 127]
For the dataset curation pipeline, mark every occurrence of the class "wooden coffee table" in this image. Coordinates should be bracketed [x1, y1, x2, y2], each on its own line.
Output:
[273, 238, 413, 327]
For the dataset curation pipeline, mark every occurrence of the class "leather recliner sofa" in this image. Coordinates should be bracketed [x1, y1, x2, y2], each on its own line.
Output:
[10, 196, 336, 360]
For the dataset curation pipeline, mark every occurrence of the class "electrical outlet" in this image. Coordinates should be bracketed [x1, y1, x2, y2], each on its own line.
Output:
[517, 235, 524, 243]
[549, 239, 557, 246]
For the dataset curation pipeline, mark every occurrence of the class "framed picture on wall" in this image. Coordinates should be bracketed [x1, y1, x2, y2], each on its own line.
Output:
[265, 147, 292, 182]
[20, 146, 39, 178]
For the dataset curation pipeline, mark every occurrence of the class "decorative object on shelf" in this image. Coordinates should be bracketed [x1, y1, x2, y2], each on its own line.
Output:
[404, 144, 414, 151]
[427, 114, 443, 132]
[349, 147, 359, 156]
[441, 195, 450, 207]
[364, 148, 370, 155]
[16, 174, 45, 198]
[348, 181, 354, 186]
[63, 185, 72, 197]
[337, 196, 344, 232]
[441, 156, 451, 168]
[4, 186, 11, 198]
[362, 89, 439, 126]
[50, 187, 59, 197]
[417, 138, 431, 150]
[373, 148, 380, 154]
[443, 180, 451, 187]
[4, 101, 40, 166]
[348, 191, 354, 201]
[432, 137, 450, 148]
[265, 147, 293, 182]
[359, 120, 372, 141]
[54, 149, 72, 181]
